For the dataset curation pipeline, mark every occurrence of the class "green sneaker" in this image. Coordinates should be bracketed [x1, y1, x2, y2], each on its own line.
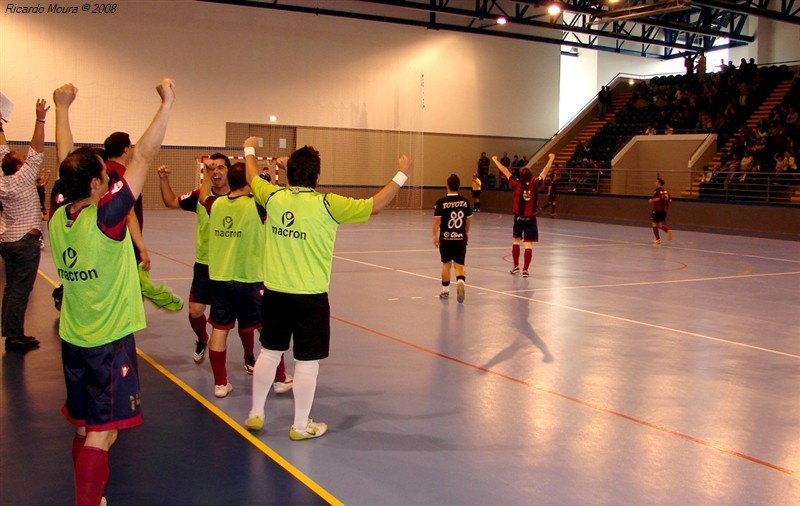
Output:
[244, 415, 263, 431]
[289, 419, 328, 441]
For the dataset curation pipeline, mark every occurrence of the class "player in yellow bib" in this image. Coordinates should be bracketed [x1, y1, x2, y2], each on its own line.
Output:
[49, 79, 174, 506]
[243, 137, 413, 440]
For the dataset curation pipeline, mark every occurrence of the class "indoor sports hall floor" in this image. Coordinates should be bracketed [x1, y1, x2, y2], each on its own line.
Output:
[2, 209, 799, 505]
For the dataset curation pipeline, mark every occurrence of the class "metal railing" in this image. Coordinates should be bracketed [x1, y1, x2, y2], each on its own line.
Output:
[691, 171, 800, 203]
[557, 167, 800, 204]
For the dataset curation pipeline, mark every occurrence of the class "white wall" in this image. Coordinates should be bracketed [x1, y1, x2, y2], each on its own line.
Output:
[753, 18, 800, 64]
[559, 48, 598, 128]
[0, 1, 560, 146]
[2, 2, 794, 145]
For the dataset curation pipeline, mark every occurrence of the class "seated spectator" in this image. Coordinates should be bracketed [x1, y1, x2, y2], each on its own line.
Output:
[740, 151, 755, 172]
[786, 106, 798, 129]
[700, 165, 714, 183]
[786, 151, 798, 174]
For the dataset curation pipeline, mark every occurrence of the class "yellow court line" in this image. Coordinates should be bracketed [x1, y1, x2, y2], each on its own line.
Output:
[38, 270, 60, 287]
[35, 270, 342, 505]
[136, 350, 344, 506]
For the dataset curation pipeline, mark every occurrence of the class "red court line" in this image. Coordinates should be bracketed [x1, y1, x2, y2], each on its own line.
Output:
[331, 315, 799, 479]
[150, 250, 194, 268]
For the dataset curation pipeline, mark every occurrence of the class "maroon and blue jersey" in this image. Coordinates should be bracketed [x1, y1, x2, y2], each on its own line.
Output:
[107, 160, 144, 230]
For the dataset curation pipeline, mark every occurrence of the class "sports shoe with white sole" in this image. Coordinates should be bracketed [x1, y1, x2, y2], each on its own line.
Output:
[244, 415, 263, 431]
[193, 340, 207, 364]
[439, 292, 449, 300]
[653, 239, 661, 245]
[273, 375, 294, 394]
[522, 271, 529, 278]
[509, 267, 520, 275]
[289, 419, 328, 441]
[214, 382, 233, 398]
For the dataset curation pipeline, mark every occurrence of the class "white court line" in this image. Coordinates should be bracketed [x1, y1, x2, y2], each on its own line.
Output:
[334, 255, 800, 360]
[338, 235, 800, 263]
[523, 270, 800, 292]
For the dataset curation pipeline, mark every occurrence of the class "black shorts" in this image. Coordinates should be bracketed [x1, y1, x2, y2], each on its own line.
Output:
[61, 334, 143, 430]
[512, 215, 539, 242]
[472, 190, 481, 199]
[439, 241, 467, 265]
[260, 288, 330, 361]
[651, 211, 667, 223]
[209, 281, 263, 330]
[189, 262, 213, 305]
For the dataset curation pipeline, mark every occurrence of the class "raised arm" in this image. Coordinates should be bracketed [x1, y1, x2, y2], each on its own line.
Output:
[371, 155, 414, 215]
[156, 165, 181, 209]
[198, 166, 213, 204]
[492, 156, 512, 180]
[53, 84, 77, 165]
[31, 99, 49, 153]
[243, 136, 259, 184]
[126, 78, 176, 199]
[537, 153, 556, 181]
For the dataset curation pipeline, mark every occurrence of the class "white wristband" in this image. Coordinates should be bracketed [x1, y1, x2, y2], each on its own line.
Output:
[392, 171, 408, 187]
[244, 147, 256, 157]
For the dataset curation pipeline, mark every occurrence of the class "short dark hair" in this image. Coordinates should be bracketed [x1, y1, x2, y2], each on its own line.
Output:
[287, 145, 321, 188]
[1, 152, 22, 175]
[59, 147, 105, 202]
[447, 174, 460, 191]
[657, 177, 665, 186]
[520, 167, 533, 184]
[228, 162, 247, 192]
[208, 152, 231, 169]
[103, 132, 131, 159]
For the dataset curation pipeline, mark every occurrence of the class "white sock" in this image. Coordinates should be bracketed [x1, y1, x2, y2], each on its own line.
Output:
[249, 348, 282, 419]
[292, 360, 320, 430]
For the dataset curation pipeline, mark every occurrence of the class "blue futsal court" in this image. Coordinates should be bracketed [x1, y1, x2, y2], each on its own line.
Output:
[2, 209, 799, 505]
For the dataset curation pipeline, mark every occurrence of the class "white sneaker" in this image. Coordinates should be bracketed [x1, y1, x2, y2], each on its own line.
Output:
[289, 419, 328, 441]
[273, 375, 294, 394]
[214, 382, 233, 398]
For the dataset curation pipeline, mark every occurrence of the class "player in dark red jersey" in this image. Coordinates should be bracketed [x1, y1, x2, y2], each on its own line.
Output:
[433, 174, 472, 303]
[649, 177, 673, 245]
[493, 153, 555, 278]
[540, 167, 560, 218]
[104, 132, 150, 270]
